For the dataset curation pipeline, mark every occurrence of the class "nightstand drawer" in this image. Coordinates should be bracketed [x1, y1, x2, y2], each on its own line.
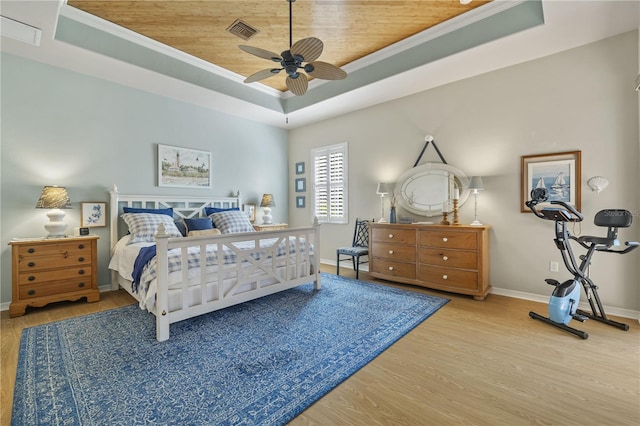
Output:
[17, 241, 93, 271]
[19, 278, 92, 300]
[19, 267, 92, 286]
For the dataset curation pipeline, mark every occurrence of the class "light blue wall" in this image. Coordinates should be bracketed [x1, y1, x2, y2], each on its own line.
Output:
[0, 53, 288, 304]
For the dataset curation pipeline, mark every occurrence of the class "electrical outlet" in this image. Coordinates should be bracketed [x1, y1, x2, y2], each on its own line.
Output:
[550, 261, 559, 272]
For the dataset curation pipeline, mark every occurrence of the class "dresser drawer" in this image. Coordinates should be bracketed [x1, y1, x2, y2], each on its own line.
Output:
[419, 230, 477, 250]
[372, 243, 416, 262]
[18, 267, 91, 286]
[418, 265, 478, 290]
[419, 248, 477, 270]
[371, 228, 416, 245]
[371, 259, 416, 279]
[19, 278, 93, 300]
[17, 242, 93, 271]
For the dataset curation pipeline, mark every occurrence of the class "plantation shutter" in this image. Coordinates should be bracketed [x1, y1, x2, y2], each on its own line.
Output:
[311, 142, 348, 224]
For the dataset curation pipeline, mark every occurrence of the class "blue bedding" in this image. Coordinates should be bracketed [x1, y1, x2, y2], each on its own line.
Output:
[132, 245, 156, 292]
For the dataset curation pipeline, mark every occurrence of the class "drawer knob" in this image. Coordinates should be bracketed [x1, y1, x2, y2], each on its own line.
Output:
[443, 274, 448, 280]
[442, 256, 448, 261]
[28, 248, 35, 254]
[388, 250, 394, 255]
[78, 257, 85, 262]
[28, 290, 36, 295]
[28, 262, 35, 267]
[78, 269, 85, 275]
[28, 276, 35, 281]
[388, 234, 394, 239]
[78, 244, 85, 249]
[388, 266, 394, 271]
[78, 282, 85, 288]
[442, 237, 448, 242]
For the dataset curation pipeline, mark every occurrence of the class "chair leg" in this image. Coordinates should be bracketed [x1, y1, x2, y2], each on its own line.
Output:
[355, 255, 359, 279]
[336, 253, 340, 276]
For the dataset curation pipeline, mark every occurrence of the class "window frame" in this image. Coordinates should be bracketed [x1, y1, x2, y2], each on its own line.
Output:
[310, 142, 348, 224]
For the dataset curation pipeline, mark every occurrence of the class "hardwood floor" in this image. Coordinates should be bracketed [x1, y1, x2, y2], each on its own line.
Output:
[2, 265, 639, 425]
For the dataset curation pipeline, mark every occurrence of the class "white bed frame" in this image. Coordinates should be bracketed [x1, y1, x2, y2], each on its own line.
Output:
[109, 185, 321, 341]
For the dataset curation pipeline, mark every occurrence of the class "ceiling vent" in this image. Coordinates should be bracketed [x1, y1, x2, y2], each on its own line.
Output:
[226, 19, 259, 41]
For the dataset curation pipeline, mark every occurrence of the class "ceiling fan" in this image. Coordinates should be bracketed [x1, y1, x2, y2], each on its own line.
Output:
[239, 0, 347, 96]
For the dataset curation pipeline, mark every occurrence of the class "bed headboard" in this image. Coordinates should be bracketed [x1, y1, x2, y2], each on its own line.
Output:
[109, 184, 242, 251]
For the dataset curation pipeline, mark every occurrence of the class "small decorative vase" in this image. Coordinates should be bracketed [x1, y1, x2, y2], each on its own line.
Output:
[389, 206, 397, 223]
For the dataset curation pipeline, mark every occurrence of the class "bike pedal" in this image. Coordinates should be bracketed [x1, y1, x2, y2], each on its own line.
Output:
[545, 279, 561, 286]
[572, 314, 588, 322]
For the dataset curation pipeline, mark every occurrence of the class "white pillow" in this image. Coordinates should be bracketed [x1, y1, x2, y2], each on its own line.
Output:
[122, 212, 183, 244]
[209, 210, 255, 234]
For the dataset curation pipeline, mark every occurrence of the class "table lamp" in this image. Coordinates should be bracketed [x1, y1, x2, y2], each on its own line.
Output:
[260, 194, 276, 224]
[36, 185, 71, 238]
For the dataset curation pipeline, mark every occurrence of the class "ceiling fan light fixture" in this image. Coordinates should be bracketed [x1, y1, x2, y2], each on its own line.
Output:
[238, 0, 347, 96]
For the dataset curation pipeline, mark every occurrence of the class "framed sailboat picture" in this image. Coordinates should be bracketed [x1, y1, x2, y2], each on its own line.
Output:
[521, 151, 581, 212]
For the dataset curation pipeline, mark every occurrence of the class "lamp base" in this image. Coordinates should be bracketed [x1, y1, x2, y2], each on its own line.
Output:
[378, 218, 387, 223]
[470, 220, 483, 226]
[44, 208, 68, 238]
[262, 207, 273, 225]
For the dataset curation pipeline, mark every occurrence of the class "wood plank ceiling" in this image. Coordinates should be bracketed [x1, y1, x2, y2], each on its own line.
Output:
[66, 0, 491, 92]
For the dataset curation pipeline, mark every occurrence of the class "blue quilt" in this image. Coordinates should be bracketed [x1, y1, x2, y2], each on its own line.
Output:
[132, 245, 157, 292]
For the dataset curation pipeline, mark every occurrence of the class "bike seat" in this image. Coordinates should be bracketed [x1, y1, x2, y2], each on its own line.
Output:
[578, 210, 632, 248]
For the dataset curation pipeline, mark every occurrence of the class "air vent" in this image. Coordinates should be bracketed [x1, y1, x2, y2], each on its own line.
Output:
[226, 19, 259, 41]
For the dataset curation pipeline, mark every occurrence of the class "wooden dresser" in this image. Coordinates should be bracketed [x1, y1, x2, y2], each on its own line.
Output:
[369, 223, 491, 300]
[9, 236, 100, 317]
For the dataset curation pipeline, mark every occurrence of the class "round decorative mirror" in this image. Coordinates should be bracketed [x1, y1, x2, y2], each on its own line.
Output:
[395, 163, 470, 217]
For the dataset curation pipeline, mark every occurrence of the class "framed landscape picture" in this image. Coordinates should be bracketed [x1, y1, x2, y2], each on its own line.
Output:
[158, 144, 211, 188]
[521, 151, 581, 212]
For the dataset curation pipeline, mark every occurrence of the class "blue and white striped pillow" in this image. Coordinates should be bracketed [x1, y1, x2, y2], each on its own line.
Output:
[122, 213, 183, 244]
[209, 210, 255, 234]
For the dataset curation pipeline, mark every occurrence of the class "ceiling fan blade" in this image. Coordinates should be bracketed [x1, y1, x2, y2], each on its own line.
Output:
[306, 61, 347, 80]
[244, 68, 282, 83]
[286, 75, 308, 96]
[239, 45, 282, 62]
[290, 37, 323, 62]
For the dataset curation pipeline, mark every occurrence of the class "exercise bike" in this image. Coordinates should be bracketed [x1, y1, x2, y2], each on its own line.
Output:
[525, 187, 639, 339]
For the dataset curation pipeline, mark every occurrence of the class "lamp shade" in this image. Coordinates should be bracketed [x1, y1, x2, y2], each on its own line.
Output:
[376, 182, 395, 195]
[260, 194, 276, 207]
[467, 176, 484, 191]
[35, 186, 71, 209]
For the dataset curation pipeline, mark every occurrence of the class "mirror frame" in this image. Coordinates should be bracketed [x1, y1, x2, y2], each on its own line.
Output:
[395, 163, 470, 217]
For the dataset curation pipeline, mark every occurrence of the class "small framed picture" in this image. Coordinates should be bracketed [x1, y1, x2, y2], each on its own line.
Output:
[81, 202, 107, 227]
[295, 162, 305, 175]
[295, 178, 306, 192]
[296, 196, 306, 208]
[243, 204, 256, 222]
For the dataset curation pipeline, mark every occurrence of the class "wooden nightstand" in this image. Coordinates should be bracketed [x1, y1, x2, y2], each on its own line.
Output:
[8, 235, 100, 317]
[253, 223, 288, 232]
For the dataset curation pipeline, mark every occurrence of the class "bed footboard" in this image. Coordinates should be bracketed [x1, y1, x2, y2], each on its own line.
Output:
[154, 223, 321, 341]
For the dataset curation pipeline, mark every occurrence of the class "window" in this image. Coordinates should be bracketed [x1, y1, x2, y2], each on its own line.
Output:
[311, 142, 348, 224]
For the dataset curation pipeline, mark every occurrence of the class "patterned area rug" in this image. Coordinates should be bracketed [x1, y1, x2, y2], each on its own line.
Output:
[12, 273, 448, 425]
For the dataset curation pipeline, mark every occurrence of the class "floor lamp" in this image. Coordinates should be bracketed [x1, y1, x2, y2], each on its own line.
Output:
[376, 183, 394, 223]
[468, 176, 484, 226]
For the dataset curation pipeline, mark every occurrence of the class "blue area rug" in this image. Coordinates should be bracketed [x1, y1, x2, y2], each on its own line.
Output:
[12, 273, 448, 425]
